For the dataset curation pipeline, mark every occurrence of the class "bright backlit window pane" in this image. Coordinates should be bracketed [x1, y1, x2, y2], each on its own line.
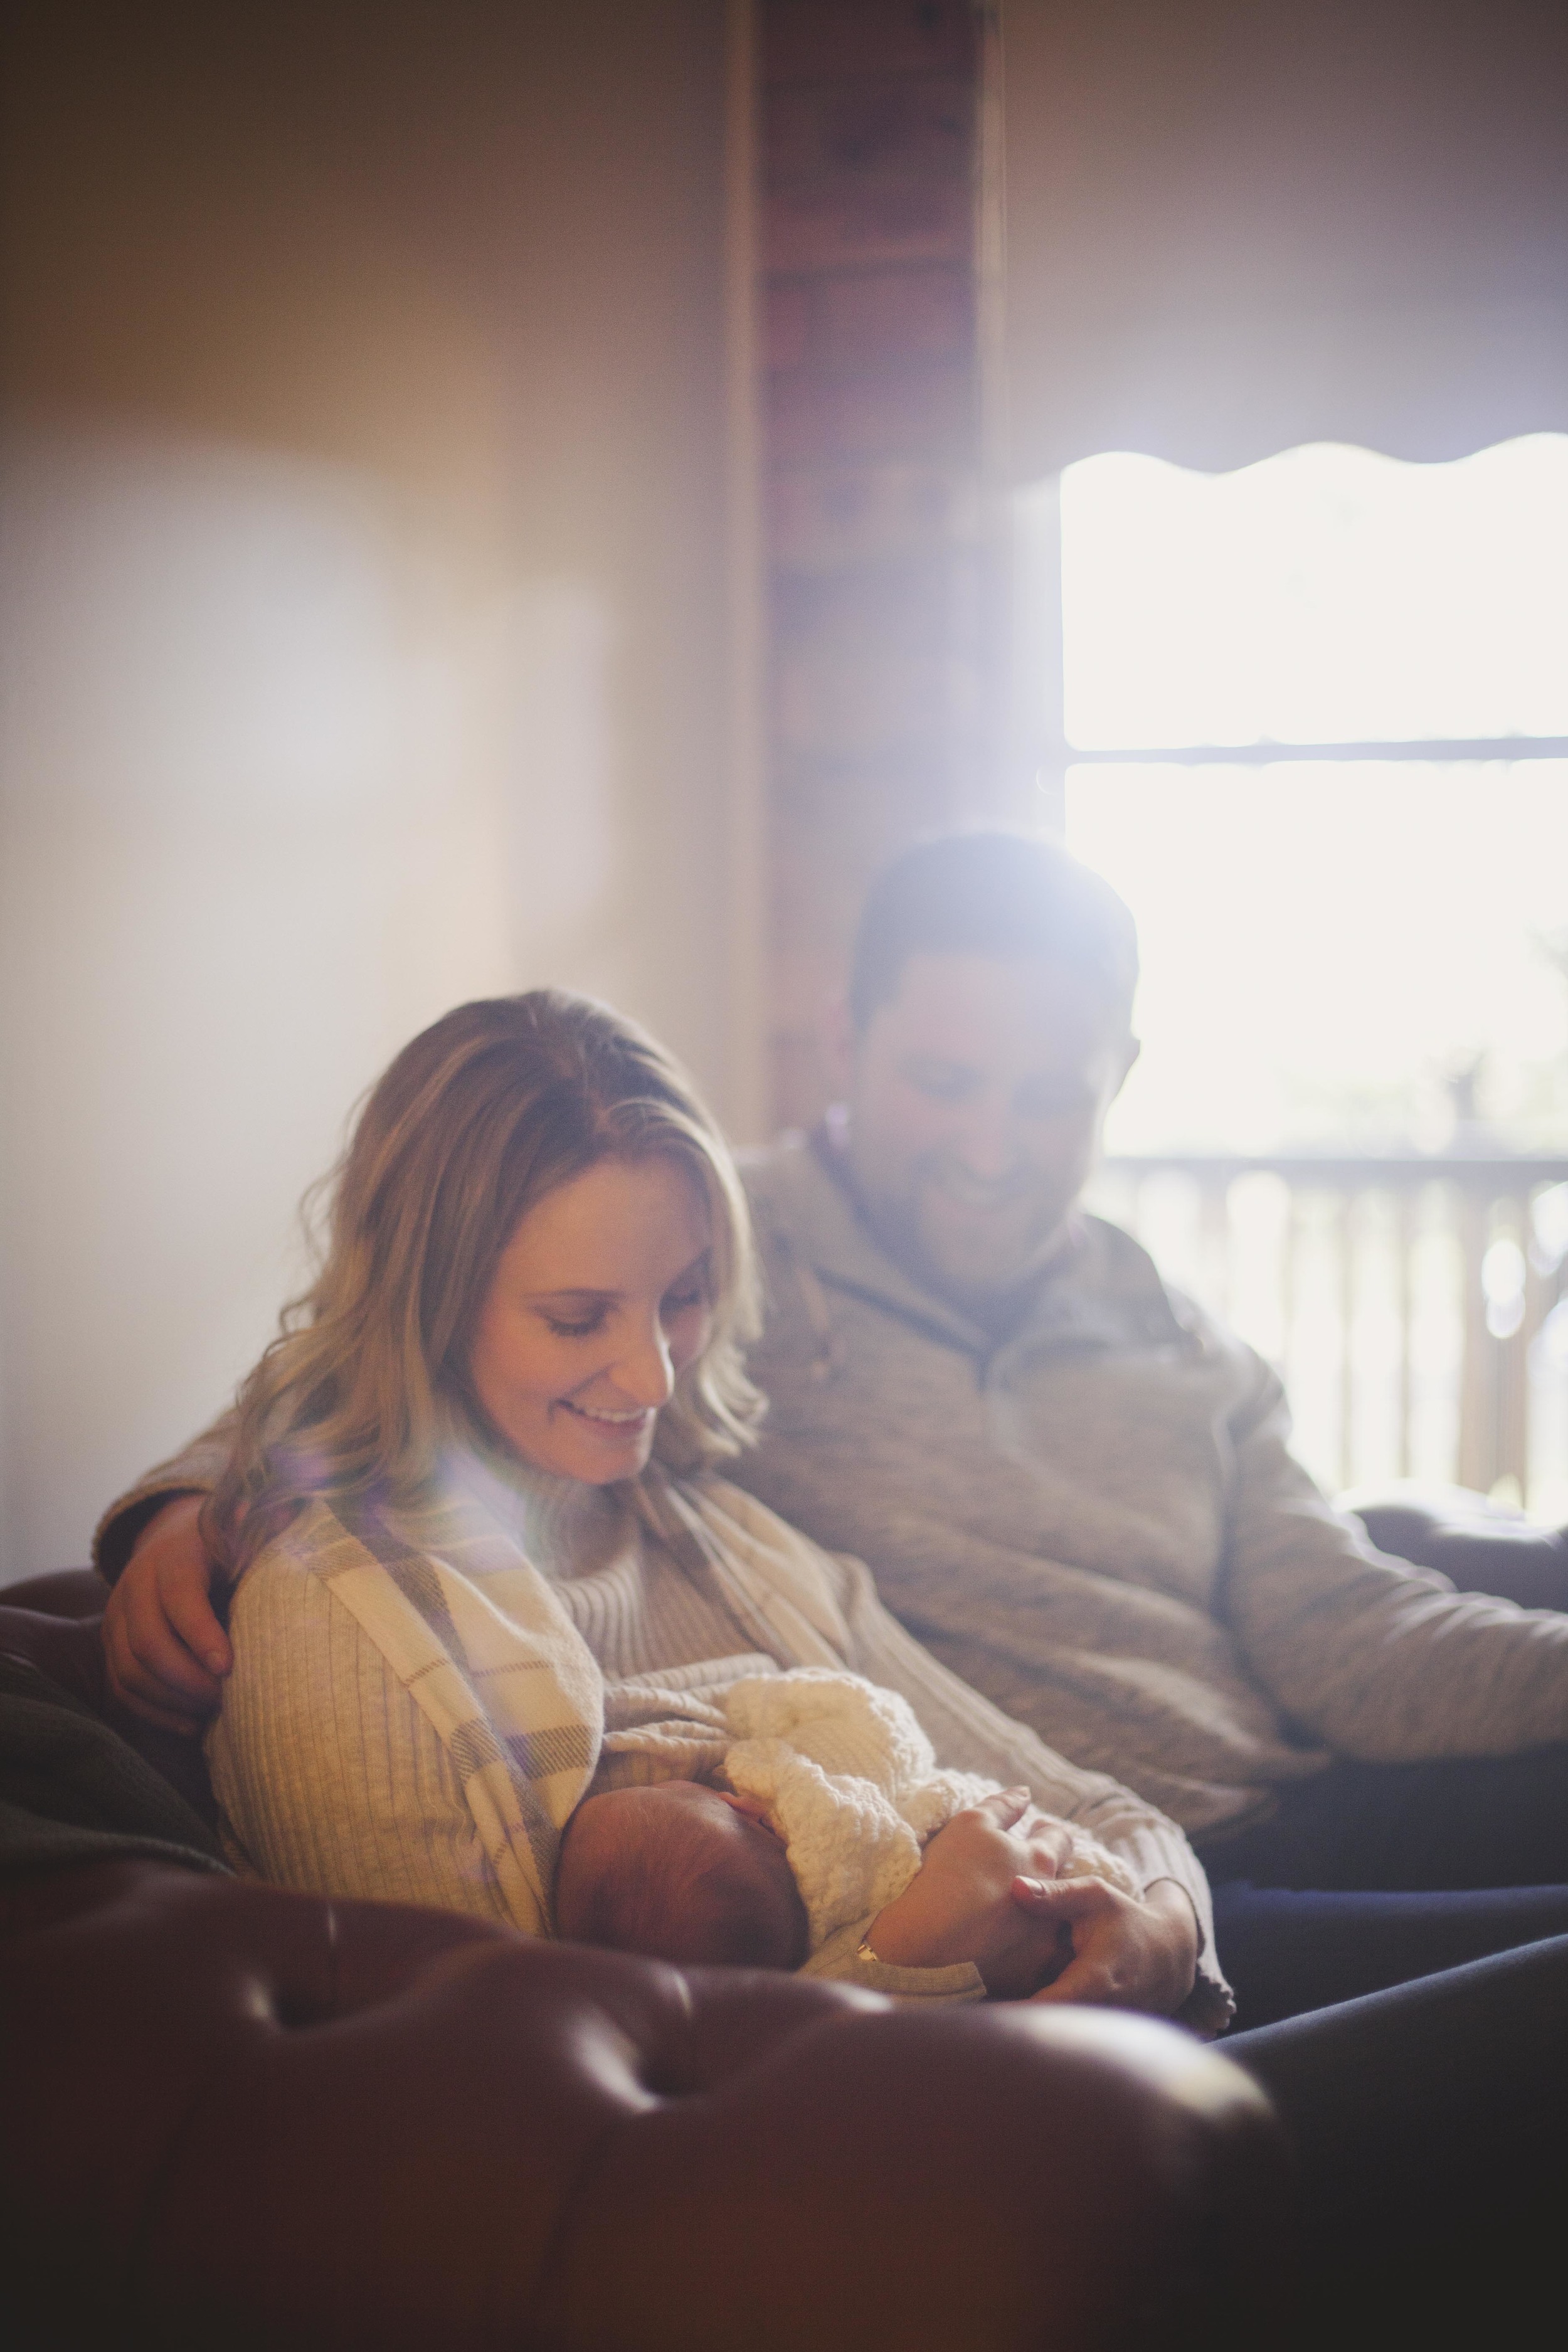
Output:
[1056, 437, 1568, 1512]
[1061, 437, 1568, 748]
[1066, 764, 1568, 1155]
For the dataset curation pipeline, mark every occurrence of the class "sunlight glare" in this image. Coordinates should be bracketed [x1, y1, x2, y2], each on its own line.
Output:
[1066, 765, 1568, 1154]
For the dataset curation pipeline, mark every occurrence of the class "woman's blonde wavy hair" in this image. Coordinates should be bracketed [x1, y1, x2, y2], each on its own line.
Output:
[208, 990, 763, 1576]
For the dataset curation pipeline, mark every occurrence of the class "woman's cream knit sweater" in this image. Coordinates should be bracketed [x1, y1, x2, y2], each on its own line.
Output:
[95, 1438, 1231, 2030]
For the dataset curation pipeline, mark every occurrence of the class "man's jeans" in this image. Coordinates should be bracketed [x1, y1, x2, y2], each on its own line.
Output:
[1195, 1754, 1568, 2326]
[1229, 1928, 1568, 2333]
[1199, 1742, 1568, 2026]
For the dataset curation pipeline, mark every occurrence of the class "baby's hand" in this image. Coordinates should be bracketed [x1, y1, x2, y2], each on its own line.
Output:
[861, 1789, 1078, 1997]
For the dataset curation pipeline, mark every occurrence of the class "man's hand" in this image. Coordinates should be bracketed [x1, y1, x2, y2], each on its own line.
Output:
[861, 1789, 1077, 1997]
[102, 1496, 230, 1735]
[1019, 1877, 1199, 2019]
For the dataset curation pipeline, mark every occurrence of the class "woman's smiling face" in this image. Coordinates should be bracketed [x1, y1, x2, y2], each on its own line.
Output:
[467, 1153, 713, 1485]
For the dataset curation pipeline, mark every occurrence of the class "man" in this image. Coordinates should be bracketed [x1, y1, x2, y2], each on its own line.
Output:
[727, 832, 1568, 2013]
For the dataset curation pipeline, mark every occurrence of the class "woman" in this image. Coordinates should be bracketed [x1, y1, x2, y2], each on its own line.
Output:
[100, 990, 1221, 2021]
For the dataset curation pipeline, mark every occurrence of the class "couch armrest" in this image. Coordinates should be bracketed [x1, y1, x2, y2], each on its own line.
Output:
[1, 1569, 112, 1619]
[1346, 1482, 1568, 1612]
[0, 1860, 1290, 2352]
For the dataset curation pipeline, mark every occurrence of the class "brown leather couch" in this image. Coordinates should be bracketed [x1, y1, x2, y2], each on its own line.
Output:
[0, 1573, 1290, 2352]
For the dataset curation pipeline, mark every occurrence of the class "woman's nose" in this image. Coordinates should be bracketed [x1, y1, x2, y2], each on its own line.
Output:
[615, 1315, 677, 1408]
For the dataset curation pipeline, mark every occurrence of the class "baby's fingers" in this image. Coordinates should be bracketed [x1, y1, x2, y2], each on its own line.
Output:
[1015, 1813, 1074, 1879]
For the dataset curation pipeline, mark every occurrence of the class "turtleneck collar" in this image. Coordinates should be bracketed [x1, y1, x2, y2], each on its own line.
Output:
[437, 1429, 635, 1581]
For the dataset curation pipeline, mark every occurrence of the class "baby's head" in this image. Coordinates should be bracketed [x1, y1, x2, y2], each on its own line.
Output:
[555, 1781, 808, 1970]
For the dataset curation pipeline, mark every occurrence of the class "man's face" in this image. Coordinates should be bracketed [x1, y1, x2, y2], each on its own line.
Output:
[842, 952, 1138, 1310]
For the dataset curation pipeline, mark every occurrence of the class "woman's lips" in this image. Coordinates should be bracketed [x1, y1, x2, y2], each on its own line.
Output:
[560, 1399, 653, 1430]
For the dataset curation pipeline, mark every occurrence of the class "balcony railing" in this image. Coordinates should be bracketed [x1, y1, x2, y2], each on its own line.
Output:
[1088, 1152, 1568, 1510]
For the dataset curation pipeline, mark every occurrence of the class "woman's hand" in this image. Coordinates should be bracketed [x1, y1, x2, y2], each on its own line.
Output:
[102, 1496, 230, 1734]
[1019, 1877, 1199, 2019]
[862, 1789, 1078, 1998]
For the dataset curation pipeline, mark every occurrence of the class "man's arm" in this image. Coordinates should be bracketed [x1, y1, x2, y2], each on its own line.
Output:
[97, 1418, 235, 1729]
[1222, 1354, 1568, 1759]
[103, 1498, 230, 1730]
[93, 1416, 236, 1584]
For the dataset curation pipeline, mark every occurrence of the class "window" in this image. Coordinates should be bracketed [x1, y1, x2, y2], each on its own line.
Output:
[1056, 434, 1568, 1155]
[1018, 436, 1568, 1508]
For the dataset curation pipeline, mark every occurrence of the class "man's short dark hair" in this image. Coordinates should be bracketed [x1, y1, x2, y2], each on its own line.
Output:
[848, 830, 1139, 1033]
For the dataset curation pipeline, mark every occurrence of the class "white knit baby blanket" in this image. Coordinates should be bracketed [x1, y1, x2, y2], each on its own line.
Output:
[718, 1668, 1140, 1952]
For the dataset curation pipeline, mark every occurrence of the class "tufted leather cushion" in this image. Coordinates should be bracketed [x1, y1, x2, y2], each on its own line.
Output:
[0, 1857, 1288, 2352]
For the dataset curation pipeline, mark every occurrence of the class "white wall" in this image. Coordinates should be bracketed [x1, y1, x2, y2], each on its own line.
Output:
[0, 2, 747, 1580]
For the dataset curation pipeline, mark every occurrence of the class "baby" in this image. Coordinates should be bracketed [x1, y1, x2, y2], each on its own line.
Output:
[554, 1668, 1137, 1974]
[556, 1777, 810, 1968]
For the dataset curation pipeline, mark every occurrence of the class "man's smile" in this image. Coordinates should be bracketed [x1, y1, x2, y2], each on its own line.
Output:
[928, 1164, 1035, 1214]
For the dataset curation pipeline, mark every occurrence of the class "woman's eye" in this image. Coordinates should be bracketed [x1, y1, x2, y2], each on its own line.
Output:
[662, 1288, 706, 1317]
[543, 1313, 605, 1339]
